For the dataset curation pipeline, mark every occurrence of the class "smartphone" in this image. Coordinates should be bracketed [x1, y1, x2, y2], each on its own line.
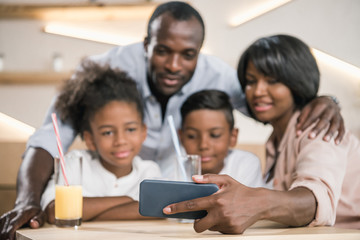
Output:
[139, 179, 219, 219]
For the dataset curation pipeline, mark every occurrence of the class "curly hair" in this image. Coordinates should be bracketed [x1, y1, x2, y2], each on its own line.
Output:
[55, 59, 144, 138]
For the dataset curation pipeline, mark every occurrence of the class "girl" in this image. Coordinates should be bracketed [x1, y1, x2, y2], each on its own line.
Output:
[41, 60, 161, 222]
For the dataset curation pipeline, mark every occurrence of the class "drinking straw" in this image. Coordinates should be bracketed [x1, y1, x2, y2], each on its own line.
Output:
[167, 115, 187, 181]
[51, 113, 69, 186]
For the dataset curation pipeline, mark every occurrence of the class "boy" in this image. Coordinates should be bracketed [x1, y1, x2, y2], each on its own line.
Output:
[179, 90, 264, 187]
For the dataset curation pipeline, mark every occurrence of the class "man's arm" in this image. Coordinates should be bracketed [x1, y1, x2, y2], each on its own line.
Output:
[163, 175, 316, 234]
[0, 147, 54, 240]
[296, 96, 344, 144]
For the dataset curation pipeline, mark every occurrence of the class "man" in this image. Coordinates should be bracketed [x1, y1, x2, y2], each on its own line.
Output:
[0, 1, 343, 239]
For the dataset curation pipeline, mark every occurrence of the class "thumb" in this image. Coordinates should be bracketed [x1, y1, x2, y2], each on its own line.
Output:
[29, 211, 45, 229]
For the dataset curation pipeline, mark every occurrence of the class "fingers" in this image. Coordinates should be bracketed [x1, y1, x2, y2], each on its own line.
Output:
[297, 96, 345, 144]
[193, 214, 239, 234]
[29, 211, 45, 228]
[192, 174, 233, 188]
[0, 211, 22, 240]
[321, 115, 340, 142]
[0, 206, 42, 240]
[194, 210, 248, 234]
[297, 103, 328, 135]
[193, 215, 216, 233]
[306, 106, 344, 144]
[334, 118, 345, 145]
[164, 174, 238, 215]
[307, 107, 334, 139]
[296, 104, 312, 135]
[163, 194, 214, 215]
[29, 210, 45, 229]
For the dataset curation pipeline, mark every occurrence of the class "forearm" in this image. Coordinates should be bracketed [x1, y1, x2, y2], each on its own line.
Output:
[93, 201, 151, 221]
[46, 196, 135, 223]
[82, 196, 134, 221]
[15, 147, 54, 207]
[262, 187, 316, 226]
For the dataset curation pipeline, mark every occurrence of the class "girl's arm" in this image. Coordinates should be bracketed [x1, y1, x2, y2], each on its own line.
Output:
[82, 196, 134, 221]
[44, 196, 135, 223]
[44, 200, 55, 224]
[92, 201, 159, 220]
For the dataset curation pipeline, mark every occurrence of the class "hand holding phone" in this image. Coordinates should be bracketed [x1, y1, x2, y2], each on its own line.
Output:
[139, 179, 219, 219]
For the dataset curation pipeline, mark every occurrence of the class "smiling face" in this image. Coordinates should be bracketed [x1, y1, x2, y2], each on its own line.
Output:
[144, 13, 203, 97]
[245, 61, 295, 130]
[179, 109, 238, 174]
[84, 100, 147, 178]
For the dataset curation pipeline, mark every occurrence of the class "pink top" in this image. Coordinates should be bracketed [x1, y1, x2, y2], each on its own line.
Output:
[264, 111, 360, 229]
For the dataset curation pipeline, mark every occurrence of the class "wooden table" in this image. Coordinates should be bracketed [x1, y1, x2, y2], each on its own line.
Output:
[16, 219, 360, 240]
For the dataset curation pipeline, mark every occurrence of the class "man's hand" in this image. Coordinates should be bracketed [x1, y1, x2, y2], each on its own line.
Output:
[163, 174, 264, 234]
[0, 203, 45, 240]
[296, 96, 344, 144]
[0, 147, 54, 240]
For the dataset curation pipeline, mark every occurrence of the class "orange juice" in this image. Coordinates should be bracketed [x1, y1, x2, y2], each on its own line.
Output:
[55, 185, 82, 226]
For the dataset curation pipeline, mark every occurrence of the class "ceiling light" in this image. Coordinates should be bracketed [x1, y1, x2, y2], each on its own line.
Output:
[44, 23, 139, 45]
[312, 48, 360, 79]
[229, 0, 292, 27]
[0, 112, 35, 139]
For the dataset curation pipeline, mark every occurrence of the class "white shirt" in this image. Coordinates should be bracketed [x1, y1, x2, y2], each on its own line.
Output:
[219, 149, 265, 188]
[40, 150, 161, 210]
[27, 42, 247, 176]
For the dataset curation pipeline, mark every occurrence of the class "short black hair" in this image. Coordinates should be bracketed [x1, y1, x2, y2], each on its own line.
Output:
[147, 1, 205, 43]
[237, 34, 319, 113]
[55, 59, 144, 138]
[180, 90, 234, 130]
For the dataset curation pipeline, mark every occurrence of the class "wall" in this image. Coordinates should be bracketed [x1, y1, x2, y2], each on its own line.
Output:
[0, 0, 359, 144]
[192, 0, 360, 143]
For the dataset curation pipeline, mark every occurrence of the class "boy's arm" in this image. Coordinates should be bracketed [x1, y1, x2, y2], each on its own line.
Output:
[82, 196, 134, 221]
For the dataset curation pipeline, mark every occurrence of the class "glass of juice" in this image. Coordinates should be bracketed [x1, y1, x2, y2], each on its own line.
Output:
[54, 156, 83, 228]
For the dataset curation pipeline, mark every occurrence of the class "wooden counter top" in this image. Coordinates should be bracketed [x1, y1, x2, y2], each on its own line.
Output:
[16, 219, 360, 240]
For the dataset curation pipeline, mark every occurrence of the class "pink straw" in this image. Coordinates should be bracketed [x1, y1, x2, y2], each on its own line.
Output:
[51, 113, 69, 186]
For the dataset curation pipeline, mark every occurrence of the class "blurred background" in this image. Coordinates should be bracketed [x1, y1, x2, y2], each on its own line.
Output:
[0, 0, 359, 214]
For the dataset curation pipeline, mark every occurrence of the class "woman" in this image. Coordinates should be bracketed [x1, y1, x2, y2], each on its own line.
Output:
[236, 34, 360, 228]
